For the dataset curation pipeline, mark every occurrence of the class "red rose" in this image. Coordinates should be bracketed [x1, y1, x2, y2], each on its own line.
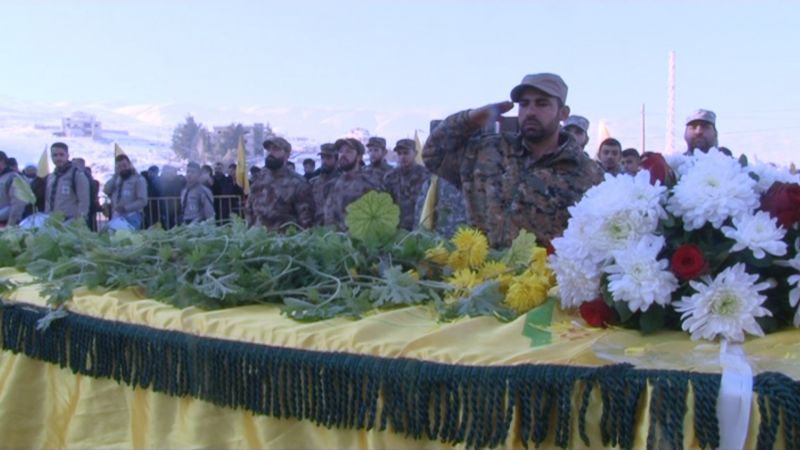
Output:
[760, 182, 800, 229]
[639, 152, 676, 186]
[579, 297, 616, 328]
[671, 244, 707, 281]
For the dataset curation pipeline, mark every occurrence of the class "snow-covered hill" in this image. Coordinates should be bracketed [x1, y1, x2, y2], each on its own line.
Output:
[0, 98, 437, 183]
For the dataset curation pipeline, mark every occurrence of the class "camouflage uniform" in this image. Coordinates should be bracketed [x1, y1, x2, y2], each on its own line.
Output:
[423, 110, 603, 248]
[323, 170, 383, 231]
[384, 163, 430, 230]
[247, 166, 314, 230]
[363, 160, 393, 181]
[414, 175, 468, 238]
[310, 169, 339, 226]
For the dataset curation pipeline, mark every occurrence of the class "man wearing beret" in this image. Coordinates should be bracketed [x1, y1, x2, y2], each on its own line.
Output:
[363, 137, 393, 181]
[323, 138, 383, 231]
[246, 137, 314, 230]
[423, 73, 603, 248]
[562, 115, 590, 152]
[384, 139, 430, 230]
[684, 109, 731, 156]
[310, 143, 340, 226]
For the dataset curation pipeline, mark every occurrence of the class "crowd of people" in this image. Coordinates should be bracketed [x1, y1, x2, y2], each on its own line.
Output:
[0, 72, 730, 246]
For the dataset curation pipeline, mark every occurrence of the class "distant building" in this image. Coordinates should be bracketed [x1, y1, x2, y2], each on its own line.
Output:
[62, 112, 102, 138]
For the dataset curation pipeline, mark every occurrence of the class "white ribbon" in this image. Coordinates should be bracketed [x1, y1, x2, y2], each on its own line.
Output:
[716, 340, 753, 450]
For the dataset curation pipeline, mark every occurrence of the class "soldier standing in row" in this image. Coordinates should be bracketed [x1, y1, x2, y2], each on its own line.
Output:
[310, 143, 339, 226]
[423, 73, 603, 247]
[323, 138, 383, 231]
[363, 137, 393, 180]
[384, 139, 430, 230]
[247, 137, 314, 231]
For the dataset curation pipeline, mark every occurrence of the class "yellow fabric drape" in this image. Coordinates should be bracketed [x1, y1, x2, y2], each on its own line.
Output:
[0, 267, 795, 448]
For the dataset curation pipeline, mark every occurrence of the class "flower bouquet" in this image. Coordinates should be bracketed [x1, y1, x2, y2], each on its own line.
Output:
[549, 148, 800, 342]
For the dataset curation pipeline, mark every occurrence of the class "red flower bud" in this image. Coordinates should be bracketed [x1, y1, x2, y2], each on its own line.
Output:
[639, 152, 676, 186]
[579, 297, 616, 328]
[671, 244, 707, 281]
[760, 182, 800, 229]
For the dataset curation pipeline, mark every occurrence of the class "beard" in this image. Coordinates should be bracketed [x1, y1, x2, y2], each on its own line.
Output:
[520, 116, 560, 143]
[687, 137, 712, 152]
[338, 159, 358, 172]
[265, 156, 284, 171]
[120, 169, 134, 179]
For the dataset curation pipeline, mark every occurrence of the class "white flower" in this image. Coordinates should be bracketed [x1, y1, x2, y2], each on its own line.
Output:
[748, 162, 800, 194]
[604, 235, 679, 312]
[548, 252, 601, 308]
[673, 263, 772, 342]
[721, 211, 787, 259]
[666, 149, 759, 230]
[666, 153, 694, 177]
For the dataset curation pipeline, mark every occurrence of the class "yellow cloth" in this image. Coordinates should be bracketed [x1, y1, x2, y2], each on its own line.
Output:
[0, 268, 795, 448]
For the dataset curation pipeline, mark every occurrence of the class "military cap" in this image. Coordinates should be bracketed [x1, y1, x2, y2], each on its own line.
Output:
[262, 137, 292, 153]
[563, 115, 590, 133]
[366, 137, 387, 149]
[318, 143, 337, 156]
[333, 137, 365, 155]
[685, 109, 716, 126]
[510, 73, 568, 104]
[393, 138, 417, 152]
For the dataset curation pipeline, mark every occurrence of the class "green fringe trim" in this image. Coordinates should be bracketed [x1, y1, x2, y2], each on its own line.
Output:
[1, 302, 795, 449]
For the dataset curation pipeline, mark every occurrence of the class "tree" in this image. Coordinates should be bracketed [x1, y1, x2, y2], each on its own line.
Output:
[171, 116, 207, 161]
[213, 123, 248, 161]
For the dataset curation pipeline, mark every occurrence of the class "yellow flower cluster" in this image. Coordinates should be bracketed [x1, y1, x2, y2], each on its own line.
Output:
[425, 227, 555, 314]
[448, 228, 489, 270]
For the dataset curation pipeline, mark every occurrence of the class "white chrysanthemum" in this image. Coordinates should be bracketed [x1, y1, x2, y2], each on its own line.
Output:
[673, 263, 772, 342]
[548, 252, 601, 308]
[604, 235, 679, 312]
[666, 149, 759, 230]
[748, 162, 800, 194]
[721, 211, 787, 259]
[666, 152, 694, 177]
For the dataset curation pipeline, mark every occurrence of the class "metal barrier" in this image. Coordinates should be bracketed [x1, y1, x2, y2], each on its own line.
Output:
[96, 195, 245, 230]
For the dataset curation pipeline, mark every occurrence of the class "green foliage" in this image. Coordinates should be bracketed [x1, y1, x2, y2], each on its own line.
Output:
[345, 191, 400, 247]
[12, 176, 36, 205]
[501, 230, 539, 270]
[437, 280, 517, 322]
[171, 115, 208, 161]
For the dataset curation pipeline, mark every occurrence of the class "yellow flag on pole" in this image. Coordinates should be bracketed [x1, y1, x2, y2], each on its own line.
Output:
[414, 129, 424, 164]
[236, 135, 250, 195]
[114, 143, 126, 158]
[419, 175, 439, 230]
[38, 145, 50, 177]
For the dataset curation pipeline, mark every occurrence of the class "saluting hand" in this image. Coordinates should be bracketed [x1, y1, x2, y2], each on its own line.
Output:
[467, 101, 514, 128]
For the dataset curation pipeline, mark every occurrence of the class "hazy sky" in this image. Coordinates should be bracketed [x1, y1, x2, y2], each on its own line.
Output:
[2, 0, 799, 162]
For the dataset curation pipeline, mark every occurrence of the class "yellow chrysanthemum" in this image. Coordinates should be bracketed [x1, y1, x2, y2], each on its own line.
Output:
[529, 247, 548, 273]
[447, 268, 481, 290]
[406, 269, 420, 281]
[497, 274, 514, 294]
[451, 228, 489, 269]
[478, 261, 509, 280]
[425, 245, 450, 265]
[504, 272, 551, 314]
[447, 250, 470, 271]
